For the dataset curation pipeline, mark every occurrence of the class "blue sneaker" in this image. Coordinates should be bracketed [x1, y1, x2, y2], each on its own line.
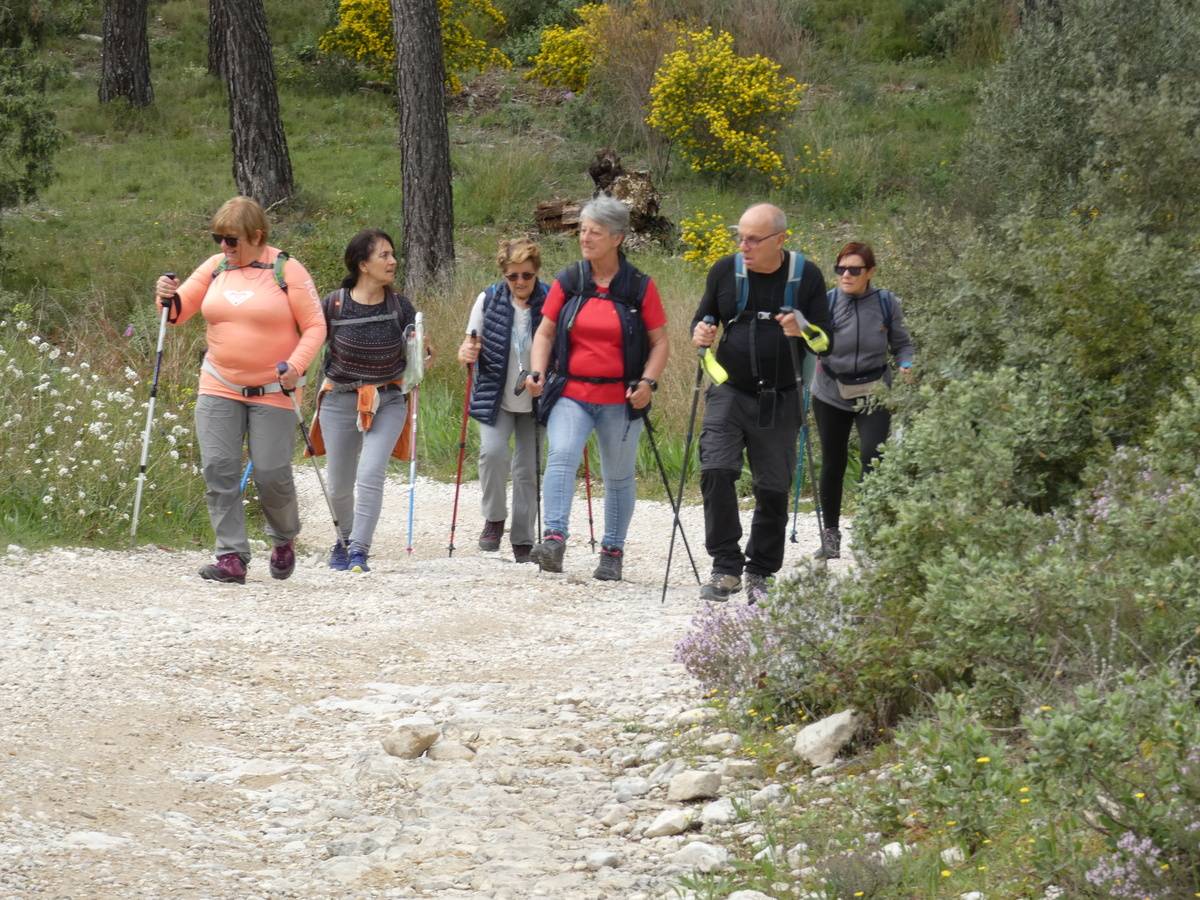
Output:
[329, 542, 350, 571]
[348, 549, 370, 573]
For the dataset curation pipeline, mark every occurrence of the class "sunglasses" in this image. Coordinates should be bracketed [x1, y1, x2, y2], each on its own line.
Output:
[211, 233, 240, 248]
[505, 272, 536, 283]
[834, 264, 866, 276]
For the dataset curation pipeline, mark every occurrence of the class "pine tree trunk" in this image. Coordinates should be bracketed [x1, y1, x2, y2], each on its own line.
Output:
[222, 0, 294, 207]
[99, 0, 153, 106]
[207, 0, 228, 78]
[390, 0, 455, 297]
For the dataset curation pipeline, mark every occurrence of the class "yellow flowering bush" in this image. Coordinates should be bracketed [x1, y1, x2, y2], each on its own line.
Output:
[319, 0, 510, 93]
[646, 29, 806, 184]
[679, 210, 735, 270]
[525, 3, 611, 93]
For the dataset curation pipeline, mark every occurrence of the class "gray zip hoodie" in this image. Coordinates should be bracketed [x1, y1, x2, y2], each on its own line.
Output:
[812, 286, 915, 411]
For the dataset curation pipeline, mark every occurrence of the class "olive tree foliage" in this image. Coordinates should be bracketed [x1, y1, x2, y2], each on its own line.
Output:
[963, 0, 1200, 217]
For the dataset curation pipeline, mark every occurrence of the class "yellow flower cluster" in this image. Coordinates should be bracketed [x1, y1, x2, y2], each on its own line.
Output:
[319, 0, 510, 93]
[679, 210, 736, 270]
[646, 29, 806, 184]
[525, 3, 611, 93]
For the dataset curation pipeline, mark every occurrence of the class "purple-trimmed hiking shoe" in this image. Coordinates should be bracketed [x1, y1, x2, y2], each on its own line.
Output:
[269, 540, 296, 580]
[199, 552, 247, 585]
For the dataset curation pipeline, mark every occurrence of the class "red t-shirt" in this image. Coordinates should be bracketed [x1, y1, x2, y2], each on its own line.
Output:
[541, 276, 666, 404]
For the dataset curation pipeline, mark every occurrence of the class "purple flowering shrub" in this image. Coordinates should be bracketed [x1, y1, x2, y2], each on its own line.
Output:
[673, 602, 769, 696]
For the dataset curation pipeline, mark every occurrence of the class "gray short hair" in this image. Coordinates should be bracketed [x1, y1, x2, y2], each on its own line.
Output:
[580, 195, 630, 238]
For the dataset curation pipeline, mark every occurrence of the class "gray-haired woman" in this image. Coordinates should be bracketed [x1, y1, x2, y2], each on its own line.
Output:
[523, 196, 670, 581]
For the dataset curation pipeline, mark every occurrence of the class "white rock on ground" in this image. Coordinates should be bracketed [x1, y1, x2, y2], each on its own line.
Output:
[643, 809, 693, 838]
[700, 732, 742, 752]
[941, 846, 966, 865]
[729, 892, 775, 900]
[792, 709, 861, 767]
[668, 841, 730, 872]
[0, 472, 847, 898]
[667, 770, 722, 802]
[700, 797, 738, 825]
[381, 724, 440, 759]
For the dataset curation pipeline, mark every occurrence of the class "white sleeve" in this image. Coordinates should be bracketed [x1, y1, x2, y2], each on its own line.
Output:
[465, 292, 486, 336]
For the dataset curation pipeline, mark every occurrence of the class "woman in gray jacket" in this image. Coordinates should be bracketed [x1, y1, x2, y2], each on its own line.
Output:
[811, 242, 914, 559]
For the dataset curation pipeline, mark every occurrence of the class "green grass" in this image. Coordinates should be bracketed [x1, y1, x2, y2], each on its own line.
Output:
[1, 0, 980, 546]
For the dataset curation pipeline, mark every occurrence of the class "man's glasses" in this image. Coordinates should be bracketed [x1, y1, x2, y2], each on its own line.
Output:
[735, 230, 783, 250]
[834, 264, 865, 276]
[211, 233, 240, 248]
[505, 272, 536, 283]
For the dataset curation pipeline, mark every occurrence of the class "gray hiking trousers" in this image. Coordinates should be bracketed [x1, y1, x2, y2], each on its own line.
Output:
[478, 410, 540, 547]
[195, 394, 299, 561]
[317, 388, 408, 554]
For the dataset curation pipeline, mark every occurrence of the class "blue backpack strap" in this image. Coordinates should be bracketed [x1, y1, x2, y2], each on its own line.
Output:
[827, 287, 837, 318]
[782, 250, 805, 310]
[877, 289, 894, 329]
[734, 252, 748, 316]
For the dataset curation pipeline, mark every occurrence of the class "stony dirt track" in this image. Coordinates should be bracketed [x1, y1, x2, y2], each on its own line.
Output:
[0, 471, 837, 899]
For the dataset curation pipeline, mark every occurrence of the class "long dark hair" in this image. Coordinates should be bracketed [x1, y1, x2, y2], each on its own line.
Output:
[341, 228, 396, 290]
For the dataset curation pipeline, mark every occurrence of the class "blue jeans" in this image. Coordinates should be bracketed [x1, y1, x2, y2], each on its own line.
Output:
[542, 398, 643, 549]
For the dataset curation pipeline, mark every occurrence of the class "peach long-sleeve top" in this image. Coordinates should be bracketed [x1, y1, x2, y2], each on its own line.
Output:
[171, 248, 326, 409]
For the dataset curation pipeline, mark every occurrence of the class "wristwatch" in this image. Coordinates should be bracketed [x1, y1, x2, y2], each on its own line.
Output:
[640, 377, 658, 392]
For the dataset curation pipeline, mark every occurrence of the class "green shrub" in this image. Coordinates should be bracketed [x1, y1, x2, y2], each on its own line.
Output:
[963, 0, 1200, 216]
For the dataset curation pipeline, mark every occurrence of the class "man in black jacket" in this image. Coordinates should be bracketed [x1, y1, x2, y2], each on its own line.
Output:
[690, 203, 831, 603]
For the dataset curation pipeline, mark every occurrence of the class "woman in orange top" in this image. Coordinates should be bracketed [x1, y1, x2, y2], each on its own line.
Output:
[154, 196, 326, 585]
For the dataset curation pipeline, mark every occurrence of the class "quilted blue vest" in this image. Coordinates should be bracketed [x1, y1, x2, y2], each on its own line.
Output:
[468, 279, 548, 426]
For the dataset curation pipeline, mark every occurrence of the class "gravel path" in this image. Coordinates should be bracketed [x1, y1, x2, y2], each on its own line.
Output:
[0, 470, 838, 899]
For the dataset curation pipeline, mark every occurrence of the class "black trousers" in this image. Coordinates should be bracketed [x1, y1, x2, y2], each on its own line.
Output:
[699, 384, 798, 578]
[813, 395, 891, 530]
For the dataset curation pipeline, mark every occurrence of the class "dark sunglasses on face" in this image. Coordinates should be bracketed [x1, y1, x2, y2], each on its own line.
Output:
[505, 272, 536, 283]
[212, 233, 240, 248]
[834, 264, 865, 276]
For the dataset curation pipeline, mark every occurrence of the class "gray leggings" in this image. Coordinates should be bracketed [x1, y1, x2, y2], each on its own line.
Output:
[317, 388, 408, 554]
[195, 394, 299, 561]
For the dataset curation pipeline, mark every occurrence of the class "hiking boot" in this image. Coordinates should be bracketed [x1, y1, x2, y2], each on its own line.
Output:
[744, 572, 772, 605]
[478, 520, 505, 551]
[328, 541, 350, 571]
[593, 545, 623, 581]
[512, 544, 533, 564]
[699, 572, 741, 602]
[530, 532, 565, 572]
[199, 552, 246, 585]
[813, 527, 842, 560]
[269, 540, 295, 580]
[348, 549, 371, 573]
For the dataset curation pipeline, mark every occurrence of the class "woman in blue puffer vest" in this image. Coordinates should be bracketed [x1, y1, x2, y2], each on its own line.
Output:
[457, 238, 548, 562]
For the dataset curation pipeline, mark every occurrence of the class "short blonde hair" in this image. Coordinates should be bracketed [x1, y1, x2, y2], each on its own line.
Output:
[496, 237, 541, 271]
[211, 196, 269, 243]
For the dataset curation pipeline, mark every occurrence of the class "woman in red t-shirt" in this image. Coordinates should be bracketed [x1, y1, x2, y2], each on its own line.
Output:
[524, 196, 669, 581]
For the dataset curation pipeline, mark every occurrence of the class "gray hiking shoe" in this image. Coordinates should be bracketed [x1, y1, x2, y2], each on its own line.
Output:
[813, 527, 841, 560]
[478, 519, 504, 551]
[699, 572, 741, 602]
[593, 545, 623, 581]
[744, 572, 772, 605]
[531, 532, 565, 572]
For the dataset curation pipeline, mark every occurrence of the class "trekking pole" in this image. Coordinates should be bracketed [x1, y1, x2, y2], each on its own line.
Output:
[515, 371, 544, 571]
[406, 384, 420, 555]
[641, 411, 700, 585]
[788, 388, 810, 542]
[240, 461, 253, 495]
[448, 331, 476, 557]
[661, 315, 713, 603]
[780, 307, 824, 537]
[582, 444, 597, 553]
[276, 362, 347, 553]
[131, 274, 174, 541]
